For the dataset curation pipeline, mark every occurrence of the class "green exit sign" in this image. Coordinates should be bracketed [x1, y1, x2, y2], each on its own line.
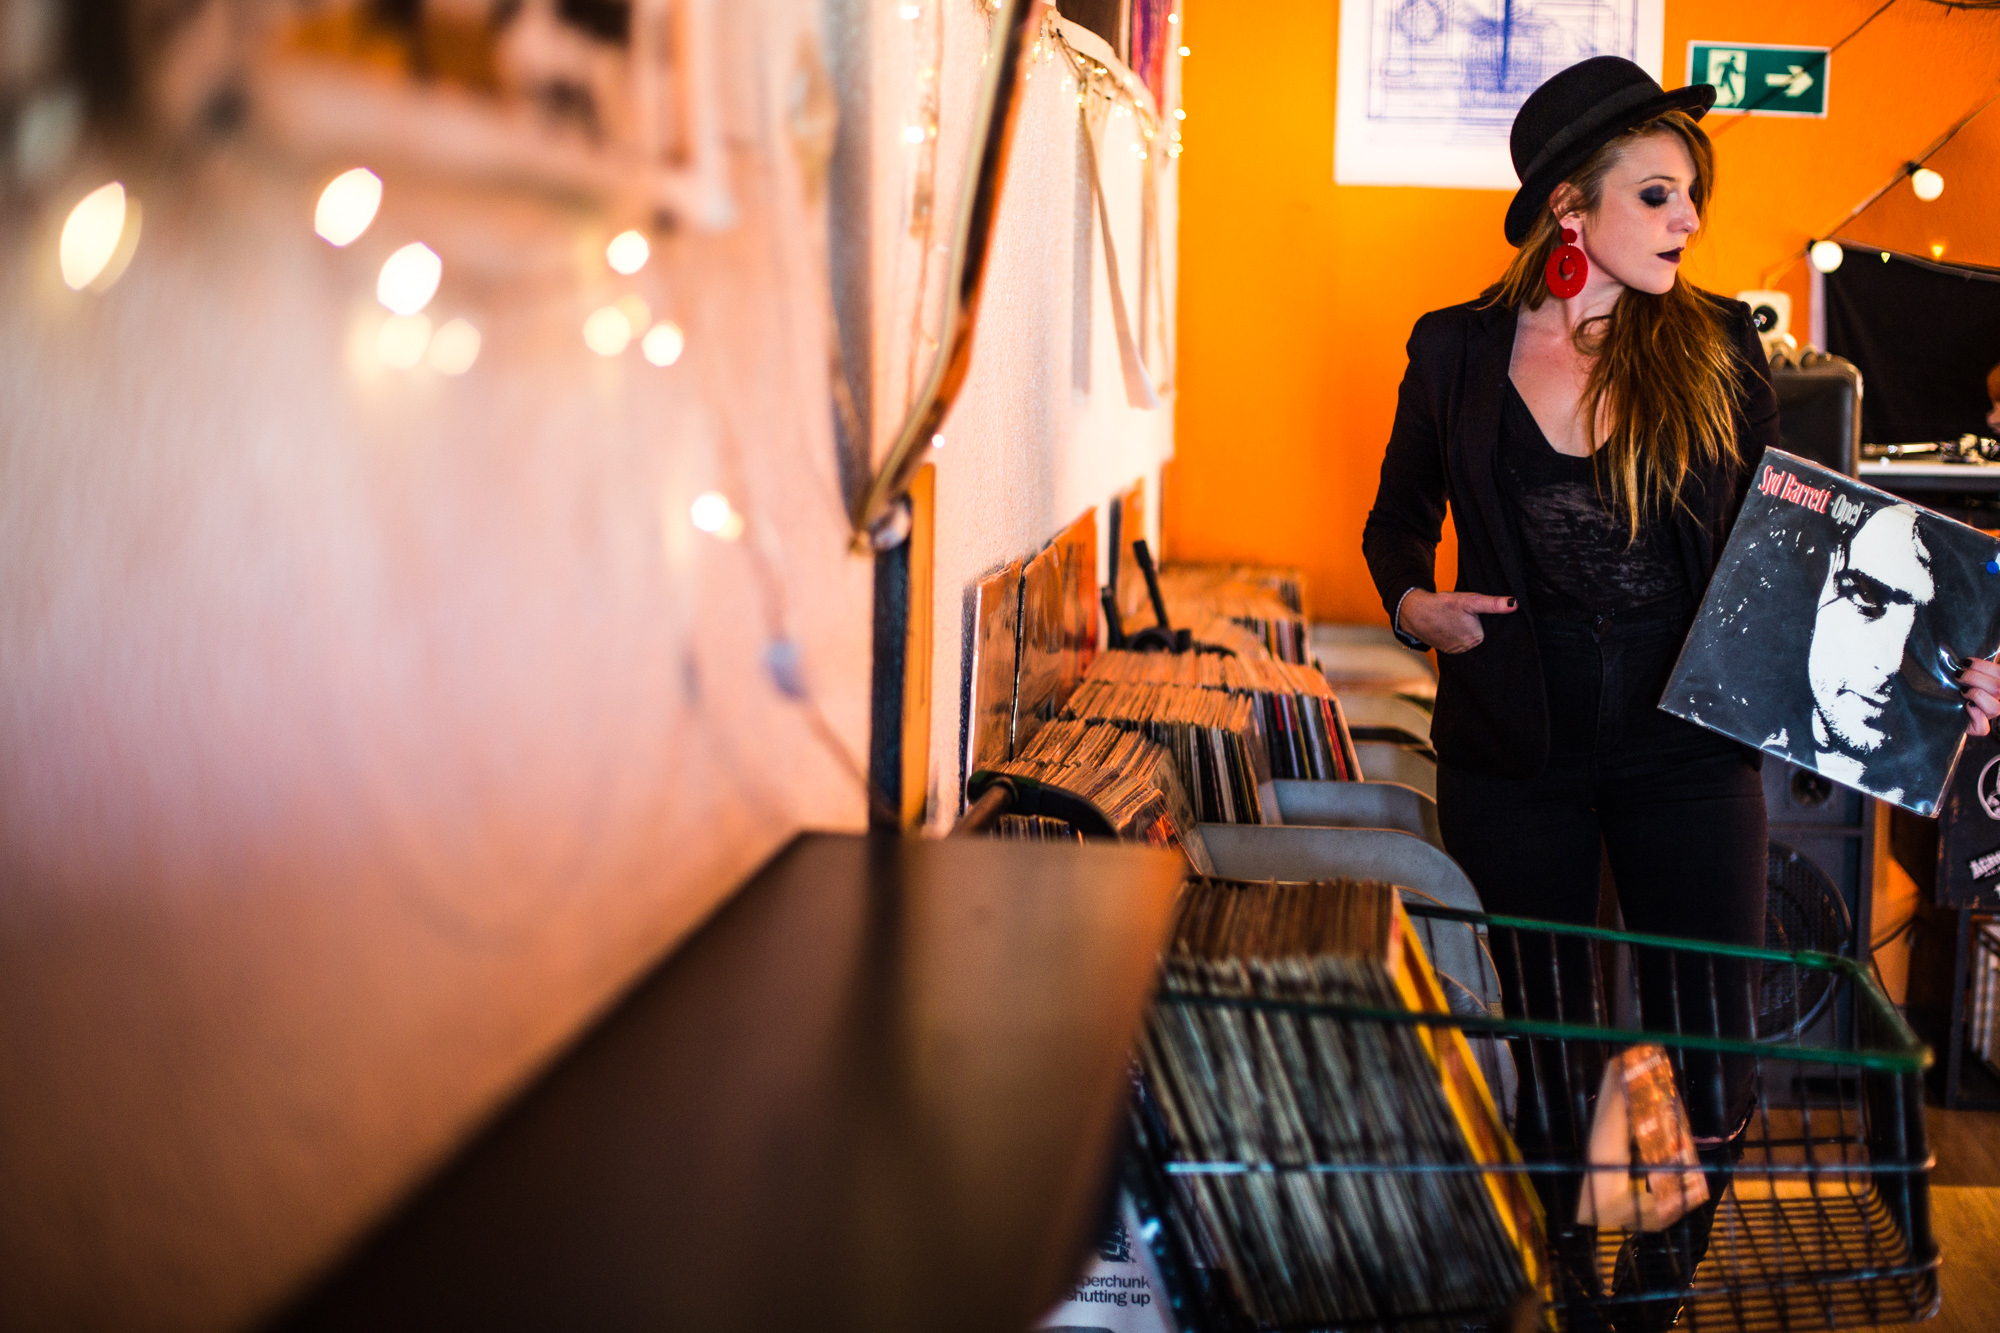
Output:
[1688, 42, 1831, 118]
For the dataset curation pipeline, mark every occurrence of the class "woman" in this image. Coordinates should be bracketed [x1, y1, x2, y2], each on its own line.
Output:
[1363, 57, 2000, 1329]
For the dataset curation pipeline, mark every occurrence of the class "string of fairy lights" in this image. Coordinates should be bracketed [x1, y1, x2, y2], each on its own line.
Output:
[48, 0, 1191, 827]
[1787, 81, 2000, 281]
[55, 151, 892, 816]
[57, 164, 739, 531]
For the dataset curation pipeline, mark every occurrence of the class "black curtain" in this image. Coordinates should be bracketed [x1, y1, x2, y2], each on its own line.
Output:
[1822, 242, 2000, 444]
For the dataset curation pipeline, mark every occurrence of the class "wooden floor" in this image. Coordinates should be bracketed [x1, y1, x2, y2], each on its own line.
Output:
[1876, 1108, 2000, 1332]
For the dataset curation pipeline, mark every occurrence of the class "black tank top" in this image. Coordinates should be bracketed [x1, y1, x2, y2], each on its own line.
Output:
[1498, 380, 1687, 613]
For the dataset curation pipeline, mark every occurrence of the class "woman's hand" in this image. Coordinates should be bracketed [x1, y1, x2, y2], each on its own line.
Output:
[1399, 590, 1517, 654]
[1962, 658, 2000, 737]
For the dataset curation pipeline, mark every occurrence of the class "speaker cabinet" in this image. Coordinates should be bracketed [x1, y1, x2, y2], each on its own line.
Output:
[1772, 358, 1863, 476]
[1764, 759, 1876, 958]
[1762, 759, 1876, 1070]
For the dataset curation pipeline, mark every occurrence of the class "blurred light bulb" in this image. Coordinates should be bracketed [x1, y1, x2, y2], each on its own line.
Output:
[897, 2, 919, 16]
[1911, 167, 1944, 201]
[60, 181, 132, 291]
[1931, 241, 1947, 260]
[315, 168, 382, 246]
[427, 317, 481, 375]
[930, 433, 944, 450]
[584, 305, 632, 356]
[1178, 45, 1190, 56]
[616, 294, 651, 334]
[377, 313, 432, 369]
[902, 125, 927, 145]
[690, 491, 742, 540]
[1809, 240, 1844, 273]
[606, 229, 650, 274]
[377, 243, 441, 315]
[1175, 108, 1187, 119]
[642, 320, 685, 366]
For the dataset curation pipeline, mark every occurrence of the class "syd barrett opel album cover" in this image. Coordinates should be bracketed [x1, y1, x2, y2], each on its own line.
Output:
[1663, 448, 2000, 817]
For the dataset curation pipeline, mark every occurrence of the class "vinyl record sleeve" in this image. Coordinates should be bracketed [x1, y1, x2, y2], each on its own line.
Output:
[1663, 449, 2000, 816]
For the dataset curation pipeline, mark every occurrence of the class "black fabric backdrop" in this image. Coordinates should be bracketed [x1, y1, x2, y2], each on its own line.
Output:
[1822, 242, 2000, 444]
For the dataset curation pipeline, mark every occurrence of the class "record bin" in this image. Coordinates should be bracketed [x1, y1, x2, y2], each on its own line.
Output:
[1124, 904, 1939, 1333]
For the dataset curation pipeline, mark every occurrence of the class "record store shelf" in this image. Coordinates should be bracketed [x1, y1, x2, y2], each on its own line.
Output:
[1127, 903, 1940, 1333]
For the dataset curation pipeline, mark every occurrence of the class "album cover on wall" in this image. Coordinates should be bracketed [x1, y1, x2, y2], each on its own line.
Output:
[1663, 448, 2000, 816]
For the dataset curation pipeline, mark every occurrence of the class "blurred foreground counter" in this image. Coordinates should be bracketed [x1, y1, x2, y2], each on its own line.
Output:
[268, 832, 1183, 1332]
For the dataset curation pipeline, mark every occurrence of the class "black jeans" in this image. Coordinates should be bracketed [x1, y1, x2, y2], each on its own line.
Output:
[1437, 598, 1767, 1184]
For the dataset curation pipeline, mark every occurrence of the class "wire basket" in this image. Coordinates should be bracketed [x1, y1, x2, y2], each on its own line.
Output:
[1126, 903, 1938, 1333]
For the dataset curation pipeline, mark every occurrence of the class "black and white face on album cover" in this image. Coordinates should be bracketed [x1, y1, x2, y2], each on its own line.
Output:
[1663, 449, 2000, 817]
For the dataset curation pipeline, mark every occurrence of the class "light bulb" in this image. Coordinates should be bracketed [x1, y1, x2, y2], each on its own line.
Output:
[376, 313, 432, 369]
[59, 181, 131, 291]
[1178, 45, 1190, 56]
[1809, 240, 1844, 273]
[690, 491, 742, 540]
[427, 317, 481, 375]
[616, 294, 652, 334]
[584, 305, 632, 356]
[897, 2, 919, 16]
[315, 169, 382, 246]
[902, 125, 927, 145]
[642, 320, 685, 366]
[606, 229, 650, 274]
[1930, 241, 1947, 260]
[377, 243, 441, 315]
[1911, 167, 1944, 201]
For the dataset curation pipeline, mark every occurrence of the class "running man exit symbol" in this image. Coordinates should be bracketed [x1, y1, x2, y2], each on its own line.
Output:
[1688, 43, 1830, 118]
[1707, 49, 1746, 107]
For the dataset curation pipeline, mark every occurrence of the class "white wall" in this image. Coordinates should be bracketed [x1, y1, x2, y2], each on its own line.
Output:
[0, 2, 871, 1327]
[836, 0, 1179, 825]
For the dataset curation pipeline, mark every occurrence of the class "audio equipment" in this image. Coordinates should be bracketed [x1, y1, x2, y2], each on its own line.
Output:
[1772, 358, 1864, 477]
[1762, 760, 1876, 1067]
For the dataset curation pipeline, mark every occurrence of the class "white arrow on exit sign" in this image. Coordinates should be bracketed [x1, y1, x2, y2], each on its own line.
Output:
[1765, 65, 1816, 97]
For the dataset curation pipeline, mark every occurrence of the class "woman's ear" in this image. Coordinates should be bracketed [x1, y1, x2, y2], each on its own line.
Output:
[1547, 183, 1587, 233]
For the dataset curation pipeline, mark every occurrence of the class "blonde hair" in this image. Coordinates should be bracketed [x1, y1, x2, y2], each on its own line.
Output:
[1487, 110, 1745, 540]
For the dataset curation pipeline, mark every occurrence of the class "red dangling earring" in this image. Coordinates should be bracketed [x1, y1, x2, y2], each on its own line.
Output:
[1545, 227, 1588, 299]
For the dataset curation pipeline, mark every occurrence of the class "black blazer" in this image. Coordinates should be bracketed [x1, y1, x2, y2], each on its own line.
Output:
[1361, 294, 1781, 779]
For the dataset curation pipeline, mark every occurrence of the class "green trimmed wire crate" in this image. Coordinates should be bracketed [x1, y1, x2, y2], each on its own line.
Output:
[1125, 901, 1939, 1333]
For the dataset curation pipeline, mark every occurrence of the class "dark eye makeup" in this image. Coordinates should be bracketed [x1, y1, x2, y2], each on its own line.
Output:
[1639, 186, 1670, 207]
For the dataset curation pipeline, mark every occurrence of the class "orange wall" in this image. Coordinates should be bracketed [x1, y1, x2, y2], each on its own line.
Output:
[1169, 0, 2000, 624]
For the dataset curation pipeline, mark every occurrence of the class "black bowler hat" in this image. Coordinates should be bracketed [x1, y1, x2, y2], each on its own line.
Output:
[1505, 56, 1716, 246]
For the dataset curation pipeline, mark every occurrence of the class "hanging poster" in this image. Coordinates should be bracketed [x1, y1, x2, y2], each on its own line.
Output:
[1334, 0, 1665, 189]
[1662, 449, 2000, 817]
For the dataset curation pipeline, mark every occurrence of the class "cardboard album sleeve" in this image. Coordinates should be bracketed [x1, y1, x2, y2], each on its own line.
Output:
[1662, 448, 2000, 817]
